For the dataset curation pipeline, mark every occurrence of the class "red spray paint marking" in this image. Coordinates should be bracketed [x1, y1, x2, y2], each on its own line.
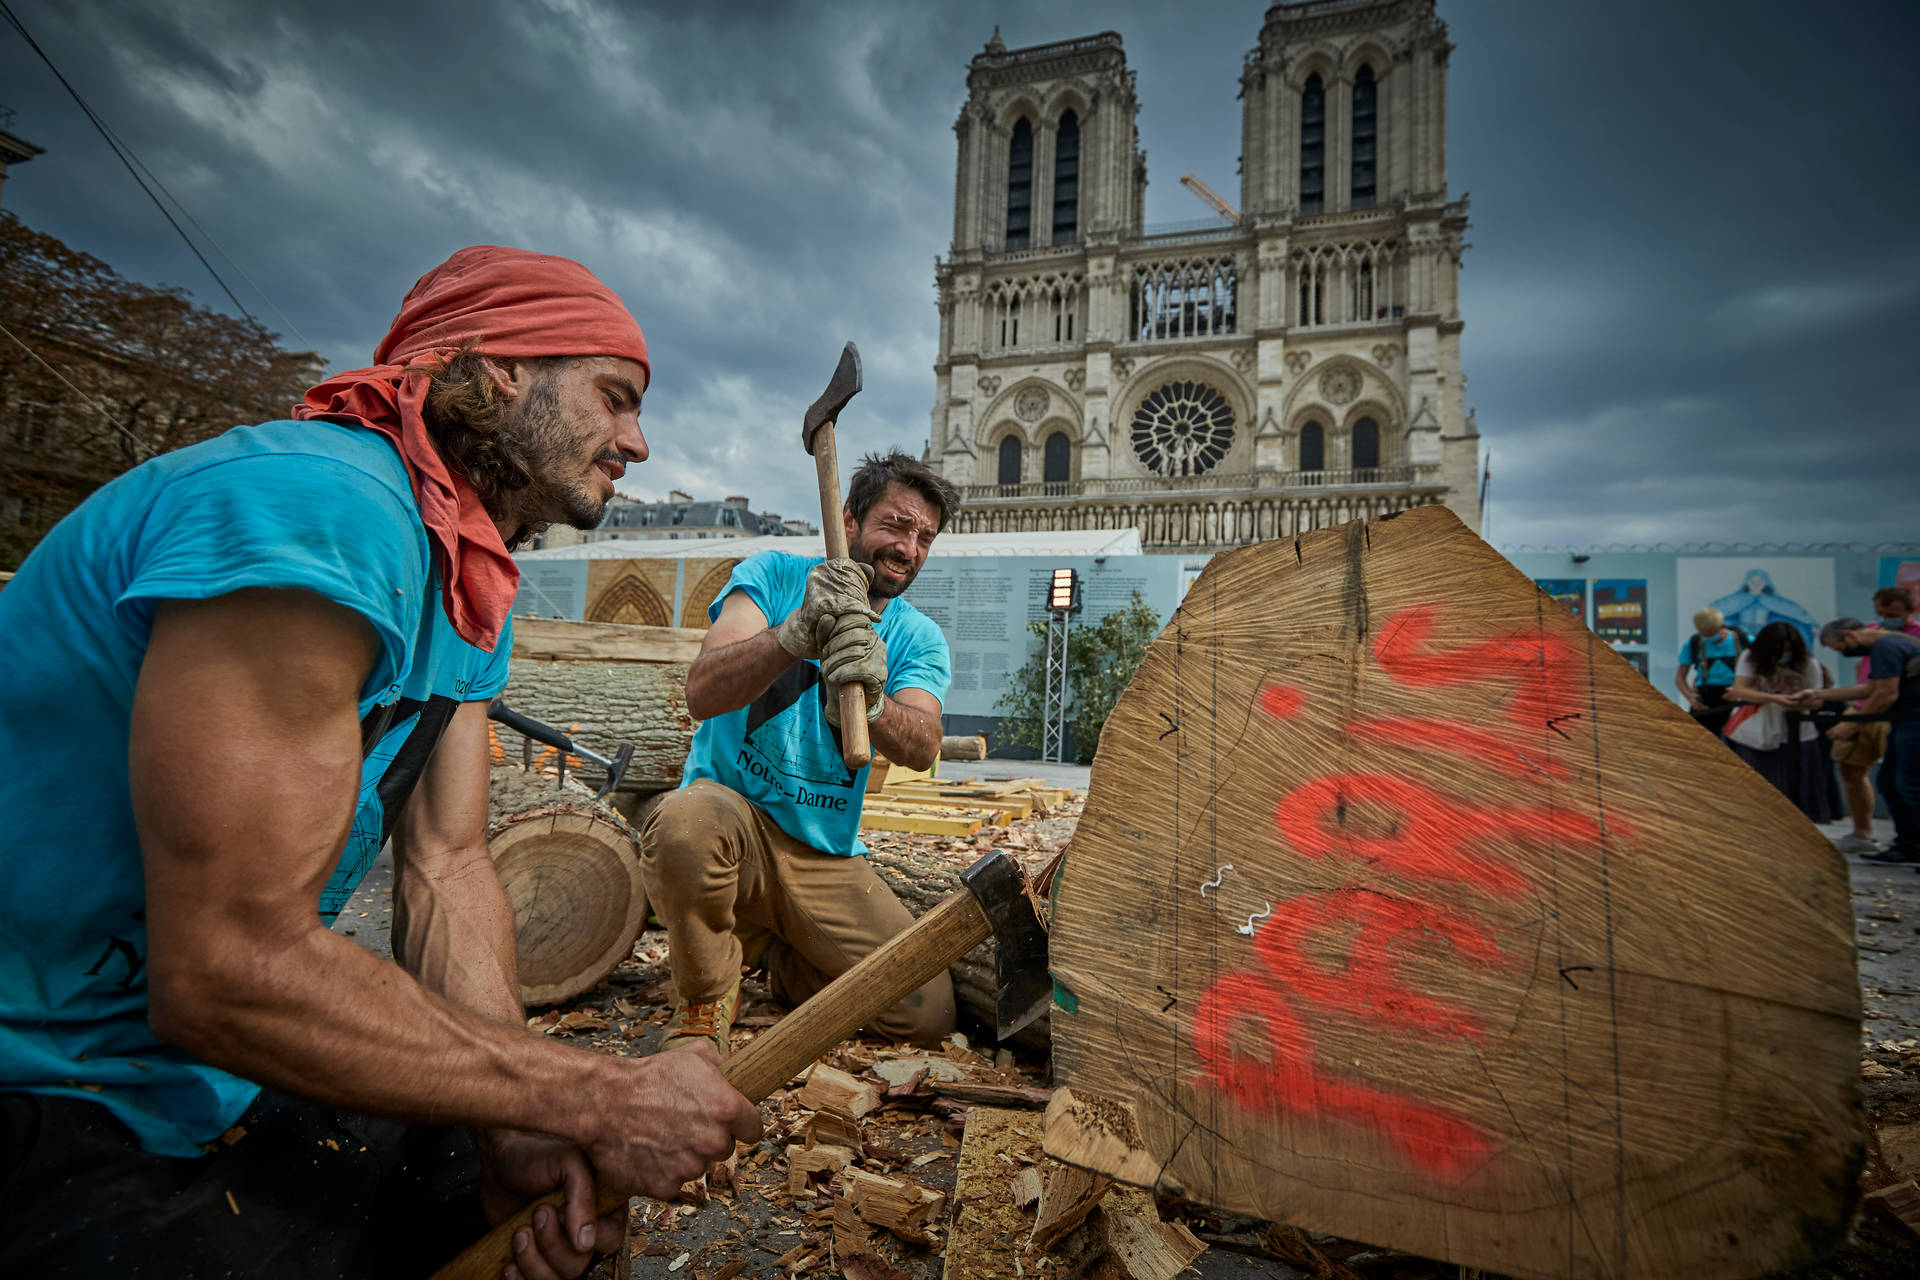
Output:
[1274, 772, 1626, 898]
[1347, 715, 1576, 780]
[1373, 603, 1586, 735]
[1259, 683, 1308, 720]
[1193, 604, 1633, 1182]
[1252, 891, 1509, 1039]
[1192, 968, 1491, 1181]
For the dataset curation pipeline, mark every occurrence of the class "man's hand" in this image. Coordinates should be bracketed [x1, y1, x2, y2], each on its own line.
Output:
[580, 1044, 762, 1203]
[775, 559, 875, 660]
[477, 1131, 624, 1280]
[819, 613, 887, 726]
[1687, 696, 1707, 713]
[1788, 689, 1827, 710]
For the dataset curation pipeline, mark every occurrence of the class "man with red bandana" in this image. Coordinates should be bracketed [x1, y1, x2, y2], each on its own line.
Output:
[0, 247, 760, 1277]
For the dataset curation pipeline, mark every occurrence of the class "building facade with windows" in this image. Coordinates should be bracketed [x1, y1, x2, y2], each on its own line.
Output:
[928, 0, 1481, 552]
[529, 491, 815, 551]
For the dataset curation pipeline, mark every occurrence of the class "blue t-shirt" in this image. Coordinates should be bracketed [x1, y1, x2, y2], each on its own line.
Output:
[681, 552, 950, 857]
[1678, 631, 1742, 687]
[0, 420, 512, 1156]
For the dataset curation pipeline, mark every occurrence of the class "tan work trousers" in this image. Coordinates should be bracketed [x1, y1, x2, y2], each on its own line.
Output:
[639, 778, 955, 1046]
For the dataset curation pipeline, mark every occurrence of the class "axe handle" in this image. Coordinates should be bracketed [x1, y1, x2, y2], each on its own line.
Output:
[429, 890, 991, 1280]
[811, 424, 871, 770]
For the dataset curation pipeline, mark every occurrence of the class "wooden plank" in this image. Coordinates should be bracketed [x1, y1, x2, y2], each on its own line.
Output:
[881, 758, 938, 787]
[943, 1108, 1045, 1280]
[858, 812, 983, 837]
[882, 786, 1034, 819]
[1045, 508, 1861, 1280]
[511, 616, 706, 664]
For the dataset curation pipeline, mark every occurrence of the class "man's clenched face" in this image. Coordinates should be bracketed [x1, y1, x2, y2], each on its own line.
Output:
[845, 482, 941, 600]
[502, 355, 650, 532]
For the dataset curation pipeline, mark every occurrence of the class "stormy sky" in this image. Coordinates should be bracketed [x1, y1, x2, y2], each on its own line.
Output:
[2, 0, 1913, 550]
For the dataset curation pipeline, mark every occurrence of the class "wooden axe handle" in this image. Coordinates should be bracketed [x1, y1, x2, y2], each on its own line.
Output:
[811, 424, 871, 770]
[429, 890, 991, 1280]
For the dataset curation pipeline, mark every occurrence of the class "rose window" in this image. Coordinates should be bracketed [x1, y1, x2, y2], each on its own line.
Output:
[1130, 380, 1235, 477]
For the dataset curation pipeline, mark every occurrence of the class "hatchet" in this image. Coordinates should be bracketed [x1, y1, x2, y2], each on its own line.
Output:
[431, 849, 1055, 1280]
[804, 341, 872, 771]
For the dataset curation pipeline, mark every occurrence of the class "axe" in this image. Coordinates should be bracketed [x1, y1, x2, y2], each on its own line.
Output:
[431, 849, 1054, 1280]
[804, 341, 872, 772]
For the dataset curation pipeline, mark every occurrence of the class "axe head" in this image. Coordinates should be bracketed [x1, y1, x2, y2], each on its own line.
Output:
[802, 341, 862, 456]
[960, 849, 1052, 1040]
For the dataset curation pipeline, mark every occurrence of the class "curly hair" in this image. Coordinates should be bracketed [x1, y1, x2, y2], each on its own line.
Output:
[418, 349, 552, 508]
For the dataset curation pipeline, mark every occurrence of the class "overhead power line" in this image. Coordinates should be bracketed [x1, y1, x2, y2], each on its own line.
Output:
[0, 318, 152, 461]
[1, 0, 315, 352]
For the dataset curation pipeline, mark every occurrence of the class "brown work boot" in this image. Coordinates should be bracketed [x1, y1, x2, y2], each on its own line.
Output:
[659, 979, 741, 1058]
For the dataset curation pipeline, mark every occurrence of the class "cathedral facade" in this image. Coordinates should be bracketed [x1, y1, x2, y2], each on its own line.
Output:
[928, 0, 1481, 552]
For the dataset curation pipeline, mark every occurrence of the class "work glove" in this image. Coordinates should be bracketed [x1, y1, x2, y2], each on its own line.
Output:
[775, 558, 875, 660]
[819, 612, 887, 727]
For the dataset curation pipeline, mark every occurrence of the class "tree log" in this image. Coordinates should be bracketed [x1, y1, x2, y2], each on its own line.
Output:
[862, 836, 1051, 1049]
[1047, 507, 1861, 1280]
[488, 798, 648, 1006]
[497, 656, 695, 796]
[940, 734, 988, 761]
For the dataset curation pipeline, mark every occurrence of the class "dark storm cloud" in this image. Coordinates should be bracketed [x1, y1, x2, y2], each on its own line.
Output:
[2, 0, 1913, 545]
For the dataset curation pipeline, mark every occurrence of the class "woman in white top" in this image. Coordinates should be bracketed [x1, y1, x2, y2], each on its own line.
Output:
[1725, 620, 1834, 822]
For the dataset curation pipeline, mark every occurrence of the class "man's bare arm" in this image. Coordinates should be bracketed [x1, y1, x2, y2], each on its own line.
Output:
[869, 687, 943, 772]
[684, 591, 792, 720]
[391, 698, 518, 1020]
[132, 589, 757, 1204]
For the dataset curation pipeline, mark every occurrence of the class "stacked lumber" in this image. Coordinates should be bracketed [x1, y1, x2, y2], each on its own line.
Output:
[859, 773, 1075, 836]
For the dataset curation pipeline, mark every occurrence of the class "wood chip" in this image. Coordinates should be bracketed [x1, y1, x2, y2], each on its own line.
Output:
[1866, 1181, 1920, 1243]
[1100, 1212, 1207, 1280]
[788, 1143, 858, 1195]
[799, 1064, 880, 1119]
[1027, 1163, 1113, 1255]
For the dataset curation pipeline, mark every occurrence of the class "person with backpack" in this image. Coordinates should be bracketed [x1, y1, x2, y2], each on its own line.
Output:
[1676, 607, 1746, 736]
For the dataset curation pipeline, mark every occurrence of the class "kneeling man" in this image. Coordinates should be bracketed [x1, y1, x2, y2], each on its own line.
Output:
[642, 451, 961, 1052]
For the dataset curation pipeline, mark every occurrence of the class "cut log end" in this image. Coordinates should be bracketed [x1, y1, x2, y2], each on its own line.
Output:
[488, 801, 647, 1006]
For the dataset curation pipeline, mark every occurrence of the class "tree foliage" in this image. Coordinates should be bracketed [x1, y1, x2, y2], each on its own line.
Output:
[994, 590, 1162, 764]
[0, 211, 322, 567]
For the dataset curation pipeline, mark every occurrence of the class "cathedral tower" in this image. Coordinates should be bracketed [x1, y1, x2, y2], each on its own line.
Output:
[930, 1, 1481, 550]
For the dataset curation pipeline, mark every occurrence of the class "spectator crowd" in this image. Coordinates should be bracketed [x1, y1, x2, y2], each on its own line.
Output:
[1676, 587, 1920, 864]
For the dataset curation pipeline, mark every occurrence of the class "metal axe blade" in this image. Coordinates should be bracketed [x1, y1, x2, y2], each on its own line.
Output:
[961, 849, 1053, 1038]
[802, 341, 861, 456]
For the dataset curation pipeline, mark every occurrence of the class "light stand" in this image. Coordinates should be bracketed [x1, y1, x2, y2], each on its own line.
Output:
[1042, 567, 1082, 764]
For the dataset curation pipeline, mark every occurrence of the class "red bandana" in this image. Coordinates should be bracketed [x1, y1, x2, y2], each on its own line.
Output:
[292, 246, 651, 650]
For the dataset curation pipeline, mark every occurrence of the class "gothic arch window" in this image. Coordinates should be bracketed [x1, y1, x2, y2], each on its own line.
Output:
[998, 435, 1023, 487]
[1052, 111, 1079, 245]
[1351, 66, 1377, 210]
[1352, 417, 1380, 470]
[1043, 430, 1071, 488]
[1300, 74, 1326, 217]
[1131, 380, 1235, 478]
[1006, 118, 1034, 250]
[1130, 255, 1237, 341]
[1300, 421, 1325, 473]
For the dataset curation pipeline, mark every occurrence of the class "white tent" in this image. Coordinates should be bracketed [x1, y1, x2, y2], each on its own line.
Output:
[514, 527, 1143, 562]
